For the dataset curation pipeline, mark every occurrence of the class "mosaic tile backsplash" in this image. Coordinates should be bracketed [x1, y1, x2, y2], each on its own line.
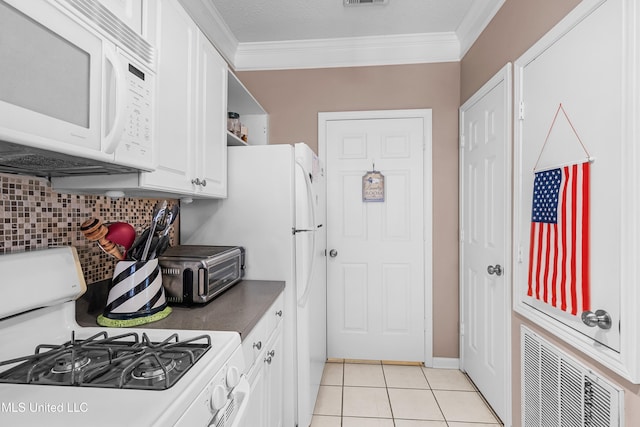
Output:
[0, 172, 179, 284]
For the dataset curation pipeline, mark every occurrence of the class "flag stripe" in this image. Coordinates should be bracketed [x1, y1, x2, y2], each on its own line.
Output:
[551, 224, 560, 307]
[560, 168, 569, 312]
[581, 162, 590, 311]
[570, 164, 578, 315]
[543, 223, 551, 303]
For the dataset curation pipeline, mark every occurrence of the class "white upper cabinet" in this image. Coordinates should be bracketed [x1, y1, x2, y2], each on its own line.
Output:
[143, 0, 227, 197]
[195, 32, 228, 197]
[53, 0, 228, 199]
[176, 0, 269, 147]
[139, 0, 197, 195]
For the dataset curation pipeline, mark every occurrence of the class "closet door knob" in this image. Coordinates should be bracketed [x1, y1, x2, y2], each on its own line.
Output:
[487, 264, 502, 276]
[581, 309, 612, 330]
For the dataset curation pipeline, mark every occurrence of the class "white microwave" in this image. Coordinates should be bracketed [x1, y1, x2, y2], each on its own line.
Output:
[0, 0, 155, 176]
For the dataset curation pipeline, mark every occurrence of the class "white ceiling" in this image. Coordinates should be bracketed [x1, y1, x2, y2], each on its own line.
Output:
[181, 0, 505, 70]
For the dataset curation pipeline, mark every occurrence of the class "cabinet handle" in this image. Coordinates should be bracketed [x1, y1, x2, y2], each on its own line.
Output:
[267, 350, 275, 358]
[191, 178, 201, 186]
[275, 310, 282, 317]
[264, 356, 272, 364]
[200, 179, 207, 187]
[253, 341, 262, 350]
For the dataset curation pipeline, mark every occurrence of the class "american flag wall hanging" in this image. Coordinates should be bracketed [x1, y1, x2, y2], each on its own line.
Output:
[527, 103, 594, 316]
[527, 161, 591, 316]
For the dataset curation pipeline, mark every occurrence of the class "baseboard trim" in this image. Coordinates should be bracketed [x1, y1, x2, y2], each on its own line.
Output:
[326, 358, 423, 366]
[431, 357, 460, 369]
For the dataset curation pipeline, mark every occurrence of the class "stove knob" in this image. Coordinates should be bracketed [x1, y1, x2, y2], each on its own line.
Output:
[226, 365, 241, 388]
[210, 384, 228, 412]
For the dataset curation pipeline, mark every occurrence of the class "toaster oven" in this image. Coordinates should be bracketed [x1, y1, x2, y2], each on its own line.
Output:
[158, 245, 244, 304]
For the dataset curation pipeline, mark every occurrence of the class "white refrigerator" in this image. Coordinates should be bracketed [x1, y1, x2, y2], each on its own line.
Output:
[180, 143, 326, 427]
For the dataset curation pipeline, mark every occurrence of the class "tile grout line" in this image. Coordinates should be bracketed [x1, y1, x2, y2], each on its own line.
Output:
[379, 362, 397, 427]
[340, 360, 344, 427]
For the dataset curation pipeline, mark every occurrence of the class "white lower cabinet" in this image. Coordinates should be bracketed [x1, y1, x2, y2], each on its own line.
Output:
[264, 328, 283, 427]
[242, 294, 284, 427]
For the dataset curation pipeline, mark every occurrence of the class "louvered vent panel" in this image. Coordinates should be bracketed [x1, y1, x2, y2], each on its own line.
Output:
[560, 359, 583, 427]
[521, 326, 623, 427]
[585, 376, 613, 427]
[54, 0, 154, 67]
[540, 346, 560, 426]
[523, 333, 541, 426]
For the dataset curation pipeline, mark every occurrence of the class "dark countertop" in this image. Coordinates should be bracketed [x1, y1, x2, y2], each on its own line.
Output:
[76, 280, 285, 339]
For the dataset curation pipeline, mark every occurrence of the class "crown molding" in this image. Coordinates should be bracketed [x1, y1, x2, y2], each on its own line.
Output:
[233, 32, 460, 71]
[178, 0, 238, 65]
[180, 0, 502, 71]
[456, 0, 505, 56]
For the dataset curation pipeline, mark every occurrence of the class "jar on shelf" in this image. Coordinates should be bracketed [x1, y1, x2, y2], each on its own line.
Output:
[240, 125, 248, 142]
[227, 112, 241, 137]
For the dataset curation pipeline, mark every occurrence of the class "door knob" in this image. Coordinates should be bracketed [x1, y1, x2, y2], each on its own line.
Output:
[329, 249, 338, 258]
[487, 264, 502, 276]
[581, 309, 612, 330]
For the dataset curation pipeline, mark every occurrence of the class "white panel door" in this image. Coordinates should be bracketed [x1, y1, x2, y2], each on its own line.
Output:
[325, 113, 429, 362]
[460, 65, 511, 425]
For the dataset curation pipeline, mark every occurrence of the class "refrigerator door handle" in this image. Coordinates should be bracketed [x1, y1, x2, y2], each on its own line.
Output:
[293, 228, 314, 234]
[295, 160, 318, 308]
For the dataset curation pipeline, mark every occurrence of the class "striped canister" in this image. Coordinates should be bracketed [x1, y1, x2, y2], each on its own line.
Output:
[102, 258, 168, 320]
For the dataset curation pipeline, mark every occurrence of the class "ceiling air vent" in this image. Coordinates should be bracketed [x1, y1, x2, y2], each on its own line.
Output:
[344, 0, 388, 6]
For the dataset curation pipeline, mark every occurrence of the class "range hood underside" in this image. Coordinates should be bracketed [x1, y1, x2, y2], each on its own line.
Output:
[0, 140, 143, 178]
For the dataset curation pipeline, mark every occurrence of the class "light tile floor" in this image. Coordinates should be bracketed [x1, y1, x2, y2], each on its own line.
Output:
[311, 361, 503, 427]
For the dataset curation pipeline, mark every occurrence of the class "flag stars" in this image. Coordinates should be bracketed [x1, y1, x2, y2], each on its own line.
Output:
[531, 168, 562, 223]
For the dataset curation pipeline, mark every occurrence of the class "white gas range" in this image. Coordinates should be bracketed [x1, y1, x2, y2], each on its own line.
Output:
[0, 247, 249, 427]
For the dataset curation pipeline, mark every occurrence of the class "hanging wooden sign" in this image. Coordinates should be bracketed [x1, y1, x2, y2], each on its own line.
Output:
[362, 170, 384, 202]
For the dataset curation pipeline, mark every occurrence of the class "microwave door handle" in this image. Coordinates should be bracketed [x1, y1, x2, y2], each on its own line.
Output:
[103, 46, 127, 154]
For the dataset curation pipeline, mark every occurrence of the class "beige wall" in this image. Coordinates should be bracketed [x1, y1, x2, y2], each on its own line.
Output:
[237, 63, 461, 358]
[461, 0, 640, 425]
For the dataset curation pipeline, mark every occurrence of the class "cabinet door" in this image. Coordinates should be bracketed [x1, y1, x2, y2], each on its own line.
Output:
[265, 327, 284, 427]
[141, 0, 196, 193]
[245, 361, 267, 427]
[195, 34, 227, 198]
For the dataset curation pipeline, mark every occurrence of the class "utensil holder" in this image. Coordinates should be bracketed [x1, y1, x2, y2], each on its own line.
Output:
[97, 258, 172, 327]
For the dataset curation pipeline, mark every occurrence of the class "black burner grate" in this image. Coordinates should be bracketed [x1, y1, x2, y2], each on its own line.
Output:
[0, 331, 211, 390]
